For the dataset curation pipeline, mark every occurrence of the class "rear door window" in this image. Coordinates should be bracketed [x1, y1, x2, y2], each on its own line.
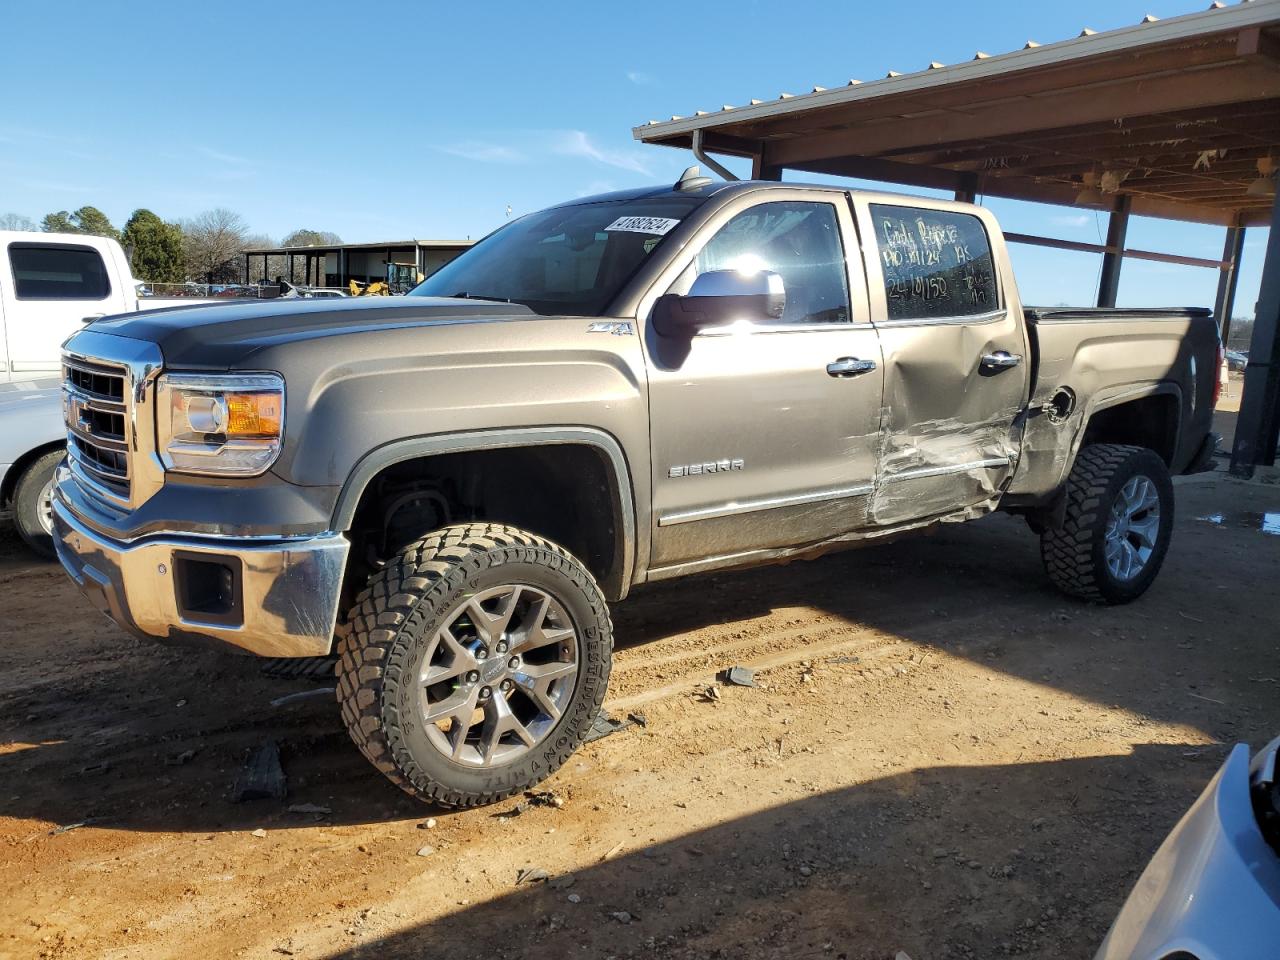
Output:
[868, 205, 997, 321]
[8, 244, 112, 300]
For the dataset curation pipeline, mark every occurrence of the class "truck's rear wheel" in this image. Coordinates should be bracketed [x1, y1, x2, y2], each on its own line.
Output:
[336, 523, 612, 807]
[13, 450, 61, 560]
[1040, 444, 1174, 604]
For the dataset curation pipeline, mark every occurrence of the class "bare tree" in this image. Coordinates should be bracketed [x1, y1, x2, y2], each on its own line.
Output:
[0, 212, 37, 231]
[242, 231, 289, 284]
[281, 228, 342, 247]
[181, 208, 250, 283]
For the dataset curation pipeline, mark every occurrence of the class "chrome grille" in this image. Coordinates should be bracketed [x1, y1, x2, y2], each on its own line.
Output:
[66, 360, 126, 402]
[63, 356, 132, 502]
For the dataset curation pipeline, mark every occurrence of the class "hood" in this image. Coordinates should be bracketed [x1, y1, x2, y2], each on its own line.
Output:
[88, 296, 537, 369]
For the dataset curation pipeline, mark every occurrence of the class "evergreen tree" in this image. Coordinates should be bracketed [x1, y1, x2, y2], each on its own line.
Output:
[41, 210, 76, 233]
[70, 206, 120, 240]
[122, 209, 185, 283]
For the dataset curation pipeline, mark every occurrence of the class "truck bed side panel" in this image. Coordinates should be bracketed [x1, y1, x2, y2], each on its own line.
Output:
[1008, 310, 1217, 499]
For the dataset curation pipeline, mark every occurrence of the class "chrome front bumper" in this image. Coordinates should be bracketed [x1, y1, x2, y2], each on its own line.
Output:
[52, 494, 350, 658]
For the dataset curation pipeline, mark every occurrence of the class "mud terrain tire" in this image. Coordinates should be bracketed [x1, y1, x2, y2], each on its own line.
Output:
[336, 523, 612, 807]
[1040, 444, 1174, 604]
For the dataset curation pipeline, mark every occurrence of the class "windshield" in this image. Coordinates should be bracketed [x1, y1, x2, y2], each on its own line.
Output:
[411, 196, 704, 316]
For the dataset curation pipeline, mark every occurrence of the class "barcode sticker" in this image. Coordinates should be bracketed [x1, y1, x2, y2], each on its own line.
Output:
[604, 216, 681, 236]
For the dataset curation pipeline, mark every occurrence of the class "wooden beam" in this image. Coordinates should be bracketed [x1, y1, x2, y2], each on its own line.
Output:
[878, 99, 1280, 163]
[786, 155, 966, 192]
[721, 32, 1246, 146]
[1237, 25, 1280, 66]
[750, 146, 783, 181]
[766, 62, 1280, 165]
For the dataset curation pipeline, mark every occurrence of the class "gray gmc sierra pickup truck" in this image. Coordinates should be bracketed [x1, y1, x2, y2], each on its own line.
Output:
[52, 170, 1220, 806]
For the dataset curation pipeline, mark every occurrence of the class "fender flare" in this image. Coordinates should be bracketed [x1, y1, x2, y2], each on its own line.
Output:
[1070, 380, 1184, 468]
[331, 426, 637, 599]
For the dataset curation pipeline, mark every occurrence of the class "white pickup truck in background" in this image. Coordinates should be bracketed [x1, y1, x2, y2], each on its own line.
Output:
[1, 231, 139, 380]
[0, 231, 223, 552]
[0, 230, 231, 382]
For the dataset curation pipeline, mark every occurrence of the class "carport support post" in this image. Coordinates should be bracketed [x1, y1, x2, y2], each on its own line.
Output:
[1096, 194, 1131, 308]
[954, 174, 978, 204]
[750, 150, 782, 181]
[1214, 221, 1246, 347]
[242, 254, 249, 285]
[1231, 187, 1280, 477]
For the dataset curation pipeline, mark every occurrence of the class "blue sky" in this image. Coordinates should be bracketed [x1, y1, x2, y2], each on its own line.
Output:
[0, 0, 1269, 314]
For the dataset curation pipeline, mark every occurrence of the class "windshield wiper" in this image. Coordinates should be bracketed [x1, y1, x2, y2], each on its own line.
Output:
[448, 291, 512, 303]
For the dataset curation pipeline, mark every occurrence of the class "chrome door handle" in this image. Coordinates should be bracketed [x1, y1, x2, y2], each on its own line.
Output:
[827, 357, 877, 378]
[981, 351, 1023, 370]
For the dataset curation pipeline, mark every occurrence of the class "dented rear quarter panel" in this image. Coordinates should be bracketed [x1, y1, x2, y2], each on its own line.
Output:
[1008, 310, 1218, 499]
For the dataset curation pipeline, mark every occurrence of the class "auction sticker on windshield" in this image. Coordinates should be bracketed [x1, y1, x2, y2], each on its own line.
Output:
[605, 216, 681, 236]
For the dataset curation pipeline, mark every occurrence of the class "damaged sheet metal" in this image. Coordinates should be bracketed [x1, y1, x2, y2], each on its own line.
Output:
[1006, 311, 1212, 499]
[868, 312, 1029, 525]
[870, 407, 1023, 525]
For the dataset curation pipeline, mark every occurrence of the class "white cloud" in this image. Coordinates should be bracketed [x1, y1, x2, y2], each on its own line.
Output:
[197, 145, 250, 166]
[626, 70, 655, 86]
[1049, 214, 1091, 228]
[553, 130, 652, 175]
[438, 141, 526, 164]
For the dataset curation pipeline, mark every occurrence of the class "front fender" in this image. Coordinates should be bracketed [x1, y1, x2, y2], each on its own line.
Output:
[331, 426, 640, 597]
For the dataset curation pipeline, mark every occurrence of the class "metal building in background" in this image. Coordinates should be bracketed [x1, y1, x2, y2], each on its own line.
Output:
[634, 0, 1280, 476]
[242, 239, 472, 294]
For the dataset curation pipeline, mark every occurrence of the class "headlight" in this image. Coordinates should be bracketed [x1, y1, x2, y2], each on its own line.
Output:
[157, 373, 284, 476]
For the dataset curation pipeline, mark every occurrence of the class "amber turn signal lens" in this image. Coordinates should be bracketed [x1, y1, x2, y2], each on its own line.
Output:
[225, 392, 282, 438]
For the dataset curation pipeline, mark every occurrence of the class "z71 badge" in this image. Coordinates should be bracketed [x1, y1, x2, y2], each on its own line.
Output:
[669, 459, 744, 478]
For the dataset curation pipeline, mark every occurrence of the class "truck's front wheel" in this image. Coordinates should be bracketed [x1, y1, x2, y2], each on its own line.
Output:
[336, 523, 612, 807]
[1040, 444, 1174, 604]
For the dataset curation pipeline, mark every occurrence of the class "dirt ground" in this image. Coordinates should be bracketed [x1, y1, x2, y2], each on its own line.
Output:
[2, 466, 1278, 960]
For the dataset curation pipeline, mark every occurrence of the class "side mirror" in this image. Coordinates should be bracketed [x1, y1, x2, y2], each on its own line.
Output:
[652, 269, 786, 338]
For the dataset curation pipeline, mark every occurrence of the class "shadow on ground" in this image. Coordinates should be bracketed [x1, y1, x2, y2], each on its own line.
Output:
[317, 746, 1204, 960]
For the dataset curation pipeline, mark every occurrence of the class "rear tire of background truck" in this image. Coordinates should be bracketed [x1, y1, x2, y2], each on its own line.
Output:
[13, 450, 61, 560]
[336, 522, 613, 807]
[1040, 444, 1174, 605]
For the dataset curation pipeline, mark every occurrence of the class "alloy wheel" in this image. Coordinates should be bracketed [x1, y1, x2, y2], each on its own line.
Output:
[417, 584, 578, 766]
[1104, 475, 1161, 581]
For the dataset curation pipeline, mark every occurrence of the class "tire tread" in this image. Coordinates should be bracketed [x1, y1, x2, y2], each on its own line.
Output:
[335, 523, 612, 807]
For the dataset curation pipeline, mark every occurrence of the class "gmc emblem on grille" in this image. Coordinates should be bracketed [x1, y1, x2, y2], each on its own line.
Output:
[68, 397, 93, 433]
